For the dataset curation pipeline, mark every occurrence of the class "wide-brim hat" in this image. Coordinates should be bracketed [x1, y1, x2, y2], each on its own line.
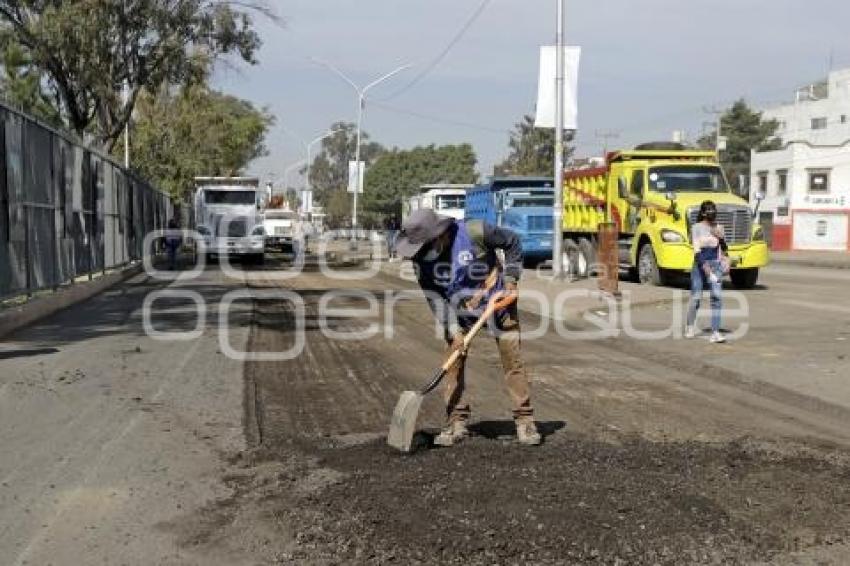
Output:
[396, 209, 454, 259]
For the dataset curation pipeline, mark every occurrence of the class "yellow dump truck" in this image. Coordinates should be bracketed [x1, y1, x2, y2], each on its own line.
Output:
[562, 143, 769, 288]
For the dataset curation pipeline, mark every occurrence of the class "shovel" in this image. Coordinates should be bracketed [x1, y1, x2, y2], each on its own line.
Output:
[387, 278, 517, 453]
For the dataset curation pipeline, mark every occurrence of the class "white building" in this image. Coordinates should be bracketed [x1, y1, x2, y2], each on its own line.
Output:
[751, 69, 850, 251]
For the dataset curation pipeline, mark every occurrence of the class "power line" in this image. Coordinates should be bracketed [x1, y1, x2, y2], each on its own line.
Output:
[379, 0, 492, 101]
[370, 100, 512, 135]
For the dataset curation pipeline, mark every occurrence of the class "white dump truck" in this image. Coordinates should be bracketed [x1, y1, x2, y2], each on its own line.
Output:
[263, 208, 302, 253]
[193, 177, 265, 263]
[405, 183, 470, 220]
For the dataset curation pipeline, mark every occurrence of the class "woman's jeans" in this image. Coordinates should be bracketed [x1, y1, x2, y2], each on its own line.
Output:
[686, 260, 722, 332]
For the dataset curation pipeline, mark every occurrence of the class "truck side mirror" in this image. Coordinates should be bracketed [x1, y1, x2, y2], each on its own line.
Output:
[665, 191, 681, 221]
[618, 176, 628, 199]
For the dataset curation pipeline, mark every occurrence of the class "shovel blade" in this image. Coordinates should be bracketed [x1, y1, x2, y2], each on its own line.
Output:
[387, 390, 424, 452]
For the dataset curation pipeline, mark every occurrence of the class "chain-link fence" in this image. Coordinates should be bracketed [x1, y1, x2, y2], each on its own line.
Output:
[0, 102, 173, 300]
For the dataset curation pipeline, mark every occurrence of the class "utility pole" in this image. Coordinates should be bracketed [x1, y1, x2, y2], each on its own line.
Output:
[123, 81, 130, 169]
[703, 105, 725, 153]
[551, 0, 566, 279]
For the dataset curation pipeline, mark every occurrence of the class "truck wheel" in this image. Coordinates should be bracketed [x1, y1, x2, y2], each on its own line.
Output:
[562, 238, 588, 279]
[730, 268, 759, 289]
[638, 244, 665, 286]
[578, 237, 597, 276]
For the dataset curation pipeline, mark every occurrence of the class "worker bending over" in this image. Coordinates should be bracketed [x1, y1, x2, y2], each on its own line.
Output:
[395, 209, 541, 447]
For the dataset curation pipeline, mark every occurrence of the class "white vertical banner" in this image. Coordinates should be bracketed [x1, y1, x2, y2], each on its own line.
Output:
[347, 161, 364, 193]
[535, 45, 581, 129]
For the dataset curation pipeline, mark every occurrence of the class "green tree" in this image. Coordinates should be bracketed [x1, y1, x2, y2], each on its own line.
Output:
[0, 0, 265, 149]
[361, 144, 478, 222]
[0, 40, 61, 125]
[697, 99, 780, 193]
[123, 85, 273, 199]
[307, 122, 385, 225]
[495, 114, 573, 176]
[324, 187, 353, 229]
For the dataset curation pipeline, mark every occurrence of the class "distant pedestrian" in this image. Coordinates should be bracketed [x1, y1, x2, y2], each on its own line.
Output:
[385, 215, 400, 259]
[164, 218, 182, 270]
[686, 200, 728, 343]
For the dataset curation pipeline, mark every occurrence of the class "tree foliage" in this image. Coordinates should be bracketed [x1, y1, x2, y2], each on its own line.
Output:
[697, 99, 780, 192]
[0, 0, 265, 148]
[495, 114, 573, 176]
[0, 40, 60, 125]
[123, 85, 273, 199]
[307, 121, 384, 226]
[361, 144, 478, 221]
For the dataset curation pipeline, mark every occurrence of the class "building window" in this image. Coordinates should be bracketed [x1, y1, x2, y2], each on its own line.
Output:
[757, 171, 768, 195]
[811, 117, 827, 130]
[777, 206, 789, 217]
[808, 169, 830, 193]
[816, 220, 828, 237]
[842, 115, 848, 124]
[776, 169, 788, 196]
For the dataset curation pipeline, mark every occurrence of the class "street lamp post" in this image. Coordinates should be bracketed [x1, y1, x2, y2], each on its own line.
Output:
[551, 0, 566, 279]
[283, 159, 307, 208]
[305, 127, 344, 209]
[313, 59, 411, 242]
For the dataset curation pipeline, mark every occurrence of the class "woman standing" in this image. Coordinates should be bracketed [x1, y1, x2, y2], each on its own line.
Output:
[686, 200, 727, 343]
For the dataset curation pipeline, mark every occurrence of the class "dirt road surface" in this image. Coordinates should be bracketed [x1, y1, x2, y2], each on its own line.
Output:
[2, 255, 850, 565]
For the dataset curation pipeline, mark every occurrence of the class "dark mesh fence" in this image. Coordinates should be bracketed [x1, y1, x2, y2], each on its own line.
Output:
[0, 102, 173, 300]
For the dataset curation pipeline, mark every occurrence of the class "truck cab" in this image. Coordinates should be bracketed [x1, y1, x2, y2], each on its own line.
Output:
[405, 184, 470, 221]
[263, 209, 301, 252]
[193, 177, 265, 263]
[563, 144, 769, 288]
[465, 177, 555, 264]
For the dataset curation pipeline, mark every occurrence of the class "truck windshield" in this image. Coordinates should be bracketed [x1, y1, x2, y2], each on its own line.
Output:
[505, 191, 554, 207]
[436, 195, 465, 210]
[205, 190, 257, 205]
[648, 166, 728, 193]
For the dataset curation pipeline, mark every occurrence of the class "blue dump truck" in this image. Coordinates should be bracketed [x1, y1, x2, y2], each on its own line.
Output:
[464, 176, 555, 264]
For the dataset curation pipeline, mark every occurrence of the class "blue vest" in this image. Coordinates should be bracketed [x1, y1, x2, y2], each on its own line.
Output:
[438, 221, 505, 302]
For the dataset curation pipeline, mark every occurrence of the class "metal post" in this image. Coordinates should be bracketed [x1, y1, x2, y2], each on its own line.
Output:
[551, 0, 566, 279]
[352, 95, 363, 244]
[124, 125, 130, 169]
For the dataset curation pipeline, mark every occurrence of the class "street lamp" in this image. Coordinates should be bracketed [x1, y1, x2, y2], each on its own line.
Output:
[279, 124, 345, 209]
[313, 59, 411, 241]
[283, 159, 307, 209]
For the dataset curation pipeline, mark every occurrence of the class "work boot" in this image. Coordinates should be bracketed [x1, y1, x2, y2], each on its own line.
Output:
[516, 419, 542, 446]
[434, 420, 469, 447]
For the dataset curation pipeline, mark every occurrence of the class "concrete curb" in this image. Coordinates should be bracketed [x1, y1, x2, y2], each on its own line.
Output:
[0, 263, 145, 340]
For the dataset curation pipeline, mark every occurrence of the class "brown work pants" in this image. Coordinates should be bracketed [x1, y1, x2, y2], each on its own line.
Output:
[442, 325, 534, 424]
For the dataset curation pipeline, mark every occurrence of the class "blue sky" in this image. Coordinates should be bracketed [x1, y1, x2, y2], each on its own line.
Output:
[213, 0, 850, 185]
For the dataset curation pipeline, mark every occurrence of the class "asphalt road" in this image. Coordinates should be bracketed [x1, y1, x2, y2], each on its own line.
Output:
[2, 255, 850, 564]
